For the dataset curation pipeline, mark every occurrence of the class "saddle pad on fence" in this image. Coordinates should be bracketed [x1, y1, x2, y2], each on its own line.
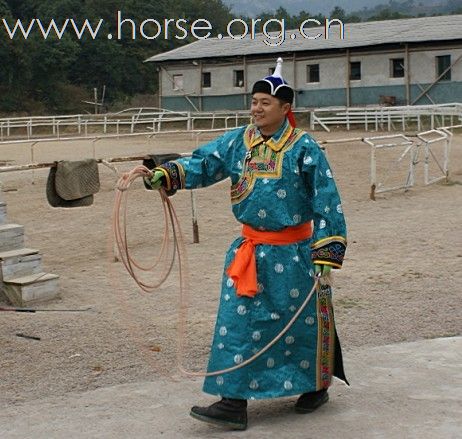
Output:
[55, 159, 100, 201]
[46, 165, 94, 208]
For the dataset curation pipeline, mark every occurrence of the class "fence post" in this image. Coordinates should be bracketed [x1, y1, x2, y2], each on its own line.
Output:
[191, 190, 199, 243]
[370, 144, 376, 200]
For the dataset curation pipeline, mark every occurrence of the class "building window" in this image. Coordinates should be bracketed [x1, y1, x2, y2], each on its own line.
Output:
[350, 61, 361, 80]
[306, 64, 320, 83]
[436, 55, 451, 81]
[202, 72, 211, 88]
[234, 70, 244, 87]
[172, 74, 183, 90]
[390, 58, 404, 78]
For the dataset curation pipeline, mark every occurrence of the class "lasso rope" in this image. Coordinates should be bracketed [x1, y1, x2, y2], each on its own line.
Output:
[113, 165, 320, 377]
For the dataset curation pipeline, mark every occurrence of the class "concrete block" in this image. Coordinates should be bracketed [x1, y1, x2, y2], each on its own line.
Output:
[0, 224, 25, 252]
[0, 248, 42, 291]
[3, 272, 59, 306]
[0, 202, 6, 225]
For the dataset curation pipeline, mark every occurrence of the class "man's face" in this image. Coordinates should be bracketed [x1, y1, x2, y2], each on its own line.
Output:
[251, 93, 290, 135]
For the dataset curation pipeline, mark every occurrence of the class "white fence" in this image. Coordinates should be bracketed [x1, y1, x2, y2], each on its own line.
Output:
[0, 108, 253, 142]
[364, 125, 458, 200]
[311, 103, 462, 132]
[3, 104, 461, 142]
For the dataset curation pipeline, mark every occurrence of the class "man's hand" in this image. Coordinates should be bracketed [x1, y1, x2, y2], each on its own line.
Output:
[315, 264, 331, 278]
[149, 170, 165, 190]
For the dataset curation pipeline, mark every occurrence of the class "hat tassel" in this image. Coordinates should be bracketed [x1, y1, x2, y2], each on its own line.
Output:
[287, 109, 296, 128]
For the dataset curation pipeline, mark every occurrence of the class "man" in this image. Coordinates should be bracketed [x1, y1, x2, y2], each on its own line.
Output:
[149, 58, 348, 430]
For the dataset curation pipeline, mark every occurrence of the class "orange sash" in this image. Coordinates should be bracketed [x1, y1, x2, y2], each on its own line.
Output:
[226, 222, 313, 298]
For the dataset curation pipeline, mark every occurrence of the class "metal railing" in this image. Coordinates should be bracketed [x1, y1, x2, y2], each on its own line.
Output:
[0, 109, 252, 142]
[1, 104, 461, 142]
[310, 103, 462, 132]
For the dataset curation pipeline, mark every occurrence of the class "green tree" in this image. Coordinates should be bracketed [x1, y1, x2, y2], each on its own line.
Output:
[330, 6, 347, 21]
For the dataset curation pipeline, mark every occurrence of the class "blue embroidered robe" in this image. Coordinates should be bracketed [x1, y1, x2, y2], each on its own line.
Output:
[159, 119, 347, 399]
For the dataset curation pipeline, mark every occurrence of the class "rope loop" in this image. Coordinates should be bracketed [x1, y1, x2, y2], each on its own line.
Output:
[113, 165, 319, 377]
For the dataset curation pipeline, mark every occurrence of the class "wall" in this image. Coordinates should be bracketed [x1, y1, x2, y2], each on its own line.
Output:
[158, 45, 462, 110]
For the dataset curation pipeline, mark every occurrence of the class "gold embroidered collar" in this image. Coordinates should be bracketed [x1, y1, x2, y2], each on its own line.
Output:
[245, 119, 293, 152]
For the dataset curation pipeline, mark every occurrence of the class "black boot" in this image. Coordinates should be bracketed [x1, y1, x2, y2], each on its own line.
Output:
[190, 398, 248, 430]
[294, 389, 329, 413]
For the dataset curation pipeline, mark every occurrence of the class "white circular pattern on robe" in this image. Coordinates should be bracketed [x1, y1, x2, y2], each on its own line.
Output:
[337, 204, 343, 214]
[285, 336, 295, 345]
[290, 288, 300, 298]
[277, 189, 287, 199]
[274, 263, 284, 273]
[284, 381, 293, 391]
[319, 170, 323, 176]
[315, 189, 318, 197]
[252, 347, 259, 354]
[257, 283, 264, 293]
[252, 331, 261, 341]
[304, 155, 313, 165]
[319, 219, 326, 229]
[326, 169, 333, 178]
[216, 376, 224, 385]
[300, 360, 310, 369]
[249, 380, 259, 390]
[219, 326, 228, 336]
[213, 150, 221, 159]
[228, 139, 234, 146]
[271, 312, 280, 320]
[285, 350, 291, 356]
[237, 305, 247, 315]
[258, 209, 267, 219]
[324, 206, 331, 214]
[233, 248, 238, 254]
[237, 161, 242, 169]
[226, 278, 234, 288]
[305, 316, 315, 325]
[218, 343, 225, 350]
[309, 268, 314, 277]
[293, 255, 300, 263]
[293, 214, 301, 223]
[262, 178, 269, 184]
[224, 294, 231, 301]
[294, 182, 299, 189]
[215, 172, 223, 180]
[254, 300, 261, 306]
[294, 168, 300, 175]
[289, 305, 297, 312]
[259, 251, 266, 258]
[267, 358, 275, 368]
[234, 354, 243, 364]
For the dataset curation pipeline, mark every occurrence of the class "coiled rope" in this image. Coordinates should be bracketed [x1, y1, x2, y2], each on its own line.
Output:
[113, 164, 320, 377]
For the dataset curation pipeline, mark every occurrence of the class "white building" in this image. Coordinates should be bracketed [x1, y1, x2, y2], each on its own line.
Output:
[145, 15, 462, 111]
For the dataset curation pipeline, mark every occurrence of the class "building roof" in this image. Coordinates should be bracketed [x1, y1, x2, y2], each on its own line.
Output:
[145, 14, 462, 63]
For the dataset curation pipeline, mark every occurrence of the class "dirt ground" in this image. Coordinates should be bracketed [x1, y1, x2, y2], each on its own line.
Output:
[0, 128, 461, 408]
